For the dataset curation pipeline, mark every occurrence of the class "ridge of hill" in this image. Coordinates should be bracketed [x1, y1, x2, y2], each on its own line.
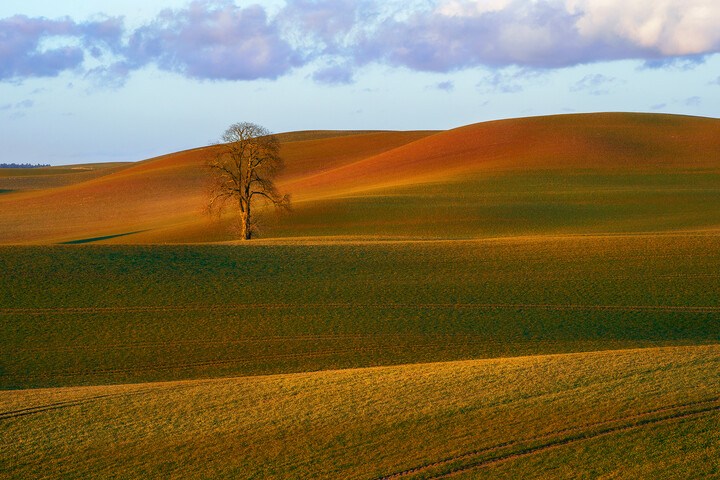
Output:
[0, 113, 718, 244]
[282, 113, 720, 199]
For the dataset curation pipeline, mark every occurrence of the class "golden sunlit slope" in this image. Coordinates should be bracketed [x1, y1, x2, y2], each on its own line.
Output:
[3, 345, 720, 479]
[0, 113, 719, 244]
[0, 131, 436, 244]
[0, 147, 217, 244]
[282, 113, 720, 199]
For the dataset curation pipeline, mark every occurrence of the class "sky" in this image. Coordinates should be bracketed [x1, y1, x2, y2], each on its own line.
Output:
[1, 0, 719, 166]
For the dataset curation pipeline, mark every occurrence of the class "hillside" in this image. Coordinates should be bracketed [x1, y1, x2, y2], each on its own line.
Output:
[2, 113, 720, 479]
[3, 345, 719, 478]
[0, 113, 718, 244]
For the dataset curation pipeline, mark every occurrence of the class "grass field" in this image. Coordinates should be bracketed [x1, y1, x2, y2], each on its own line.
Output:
[2, 345, 719, 479]
[1, 113, 720, 478]
[2, 234, 719, 390]
[266, 170, 720, 239]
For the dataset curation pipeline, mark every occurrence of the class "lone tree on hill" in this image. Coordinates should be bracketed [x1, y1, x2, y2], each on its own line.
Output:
[207, 122, 290, 240]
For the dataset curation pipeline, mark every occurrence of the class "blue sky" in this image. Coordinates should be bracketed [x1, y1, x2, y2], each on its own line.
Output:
[1, 0, 719, 165]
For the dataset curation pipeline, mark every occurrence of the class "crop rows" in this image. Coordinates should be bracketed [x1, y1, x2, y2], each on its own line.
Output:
[375, 397, 720, 479]
[3, 302, 720, 316]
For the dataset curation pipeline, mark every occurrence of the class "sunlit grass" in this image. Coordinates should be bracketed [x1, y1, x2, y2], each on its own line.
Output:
[2, 345, 718, 479]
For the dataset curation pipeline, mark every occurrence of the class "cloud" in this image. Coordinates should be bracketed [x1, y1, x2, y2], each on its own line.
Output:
[0, 2, 302, 84]
[15, 99, 35, 109]
[348, 0, 720, 72]
[278, 0, 376, 53]
[3, 0, 720, 86]
[0, 15, 85, 80]
[125, 1, 302, 80]
[570, 73, 618, 95]
[1, 98, 35, 119]
[642, 55, 706, 70]
[309, 0, 720, 75]
[436, 80, 454, 91]
[359, 2, 595, 71]
[0, 14, 126, 82]
[311, 62, 355, 85]
[566, 0, 720, 57]
[1, 99, 35, 110]
[85, 61, 132, 89]
[78, 16, 125, 52]
[685, 96, 701, 106]
[477, 68, 542, 93]
[478, 73, 522, 93]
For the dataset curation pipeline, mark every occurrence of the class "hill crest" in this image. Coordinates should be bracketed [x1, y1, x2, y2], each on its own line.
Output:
[0, 112, 718, 244]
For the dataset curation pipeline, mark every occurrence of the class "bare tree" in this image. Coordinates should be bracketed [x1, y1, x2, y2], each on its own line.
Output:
[207, 122, 290, 240]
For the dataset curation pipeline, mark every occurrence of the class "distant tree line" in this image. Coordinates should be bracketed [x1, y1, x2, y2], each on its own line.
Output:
[0, 163, 50, 168]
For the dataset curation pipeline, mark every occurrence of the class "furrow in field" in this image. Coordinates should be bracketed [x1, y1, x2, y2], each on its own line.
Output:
[0, 392, 139, 421]
[432, 406, 720, 479]
[0, 347, 382, 379]
[0, 383, 206, 421]
[1, 350, 356, 378]
[1, 341, 486, 380]
[2, 302, 720, 316]
[374, 397, 720, 480]
[0, 399, 101, 421]
[6, 334, 493, 353]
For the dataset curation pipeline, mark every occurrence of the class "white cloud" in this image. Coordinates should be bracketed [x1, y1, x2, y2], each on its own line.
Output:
[567, 0, 720, 55]
[435, 0, 515, 17]
[437, 0, 720, 56]
[4, 0, 720, 85]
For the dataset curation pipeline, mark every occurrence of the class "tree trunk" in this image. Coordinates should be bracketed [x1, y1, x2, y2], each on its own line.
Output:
[239, 199, 251, 240]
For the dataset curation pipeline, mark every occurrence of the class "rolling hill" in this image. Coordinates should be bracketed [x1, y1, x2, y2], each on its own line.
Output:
[2, 112, 720, 478]
[1, 112, 719, 244]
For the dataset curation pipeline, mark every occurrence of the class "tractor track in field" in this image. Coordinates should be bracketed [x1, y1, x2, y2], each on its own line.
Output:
[2, 302, 720, 316]
[0, 389, 156, 421]
[1, 349, 359, 379]
[0, 382, 206, 422]
[0, 396, 115, 421]
[7, 333, 494, 353]
[2, 341, 471, 379]
[429, 405, 720, 479]
[374, 397, 720, 480]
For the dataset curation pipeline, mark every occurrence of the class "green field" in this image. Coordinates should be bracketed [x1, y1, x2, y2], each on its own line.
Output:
[267, 170, 720, 239]
[2, 235, 719, 391]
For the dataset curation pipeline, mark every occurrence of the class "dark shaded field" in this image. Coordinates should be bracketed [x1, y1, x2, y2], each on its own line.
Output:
[2, 234, 718, 389]
[266, 170, 720, 239]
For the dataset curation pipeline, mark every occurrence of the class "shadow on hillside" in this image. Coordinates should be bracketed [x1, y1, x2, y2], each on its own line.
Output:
[59, 230, 149, 244]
